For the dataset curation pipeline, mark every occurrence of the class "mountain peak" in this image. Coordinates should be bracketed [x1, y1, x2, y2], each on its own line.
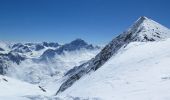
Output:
[138, 16, 148, 21]
[70, 38, 88, 46]
[56, 17, 170, 94]
[123, 16, 170, 42]
[131, 16, 149, 29]
[133, 16, 148, 26]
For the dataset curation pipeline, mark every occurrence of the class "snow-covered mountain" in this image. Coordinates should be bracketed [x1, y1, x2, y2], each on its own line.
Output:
[59, 38, 170, 100]
[56, 16, 170, 99]
[41, 39, 99, 59]
[0, 16, 170, 100]
[0, 39, 100, 84]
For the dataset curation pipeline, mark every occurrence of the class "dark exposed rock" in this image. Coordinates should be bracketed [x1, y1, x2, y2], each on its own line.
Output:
[0, 48, 4, 51]
[2, 78, 8, 82]
[0, 52, 25, 65]
[43, 42, 59, 48]
[12, 43, 31, 53]
[35, 44, 45, 51]
[41, 49, 56, 59]
[55, 39, 90, 54]
[56, 35, 126, 94]
[39, 86, 46, 92]
[41, 39, 97, 59]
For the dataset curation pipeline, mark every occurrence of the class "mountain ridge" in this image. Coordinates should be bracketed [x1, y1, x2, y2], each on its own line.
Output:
[58, 37, 170, 100]
[56, 16, 170, 94]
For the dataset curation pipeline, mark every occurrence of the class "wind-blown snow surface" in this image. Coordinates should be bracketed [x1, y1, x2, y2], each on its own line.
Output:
[59, 38, 170, 100]
[56, 16, 170, 94]
[0, 75, 48, 100]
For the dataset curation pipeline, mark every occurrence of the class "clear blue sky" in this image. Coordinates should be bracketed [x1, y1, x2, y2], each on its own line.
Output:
[0, 0, 170, 44]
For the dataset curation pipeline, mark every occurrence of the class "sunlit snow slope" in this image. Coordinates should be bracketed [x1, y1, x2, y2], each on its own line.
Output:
[57, 16, 170, 94]
[0, 75, 48, 100]
[59, 38, 170, 100]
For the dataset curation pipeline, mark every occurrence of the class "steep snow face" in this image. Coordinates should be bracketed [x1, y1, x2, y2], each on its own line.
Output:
[57, 16, 170, 93]
[59, 38, 170, 100]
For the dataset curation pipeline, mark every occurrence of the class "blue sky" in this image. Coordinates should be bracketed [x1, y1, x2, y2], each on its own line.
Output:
[0, 0, 170, 44]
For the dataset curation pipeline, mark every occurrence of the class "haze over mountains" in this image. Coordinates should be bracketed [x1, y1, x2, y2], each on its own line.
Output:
[0, 39, 100, 84]
[0, 16, 170, 100]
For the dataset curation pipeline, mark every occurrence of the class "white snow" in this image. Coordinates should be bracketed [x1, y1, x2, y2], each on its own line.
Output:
[59, 38, 170, 100]
[24, 46, 57, 58]
[5, 48, 100, 90]
[0, 41, 11, 54]
[0, 16, 170, 100]
[121, 16, 170, 42]
[0, 75, 49, 100]
[40, 49, 100, 93]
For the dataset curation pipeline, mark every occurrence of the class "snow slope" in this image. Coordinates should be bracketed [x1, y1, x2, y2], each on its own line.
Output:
[59, 38, 170, 100]
[57, 16, 170, 94]
[0, 75, 49, 100]
[123, 16, 170, 41]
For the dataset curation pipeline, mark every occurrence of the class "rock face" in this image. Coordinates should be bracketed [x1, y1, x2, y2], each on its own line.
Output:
[42, 42, 59, 48]
[55, 39, 94, 54]
[56, 16, 170, 94]
[41, 39, 97, 59]
[12, 43, 31, 53]
[0, 48, 4, 51]
[12, 42, 60, 53]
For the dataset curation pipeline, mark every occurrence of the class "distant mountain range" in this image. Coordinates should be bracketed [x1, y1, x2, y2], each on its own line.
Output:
[0, 39, 100, 84]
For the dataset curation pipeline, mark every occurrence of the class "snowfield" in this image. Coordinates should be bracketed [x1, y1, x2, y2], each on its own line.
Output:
[59, 38, 170, 100]
[0, 75, 48, 100]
